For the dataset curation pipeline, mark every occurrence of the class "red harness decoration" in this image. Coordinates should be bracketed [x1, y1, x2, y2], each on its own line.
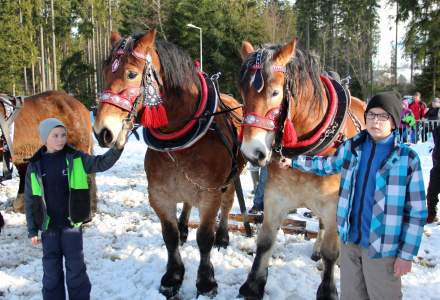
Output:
[99, 87, 141, 112]
[241, 74, 338, 150]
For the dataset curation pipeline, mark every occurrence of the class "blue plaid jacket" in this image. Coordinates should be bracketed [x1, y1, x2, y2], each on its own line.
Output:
[292, 130, 427, 260]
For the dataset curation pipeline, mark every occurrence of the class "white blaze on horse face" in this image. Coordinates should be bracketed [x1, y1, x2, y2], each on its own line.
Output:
[241, 130, 274, 166]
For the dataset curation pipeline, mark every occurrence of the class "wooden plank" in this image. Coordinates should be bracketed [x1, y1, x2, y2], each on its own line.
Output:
[229, 213, 307, 227]
[188, 221, 317, 238]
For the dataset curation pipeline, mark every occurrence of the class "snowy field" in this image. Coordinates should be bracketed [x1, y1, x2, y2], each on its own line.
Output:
[1, 136, 439, 300]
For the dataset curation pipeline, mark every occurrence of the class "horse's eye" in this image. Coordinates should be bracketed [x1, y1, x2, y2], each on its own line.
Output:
[272, 90, 280, 97]
[127, 71, 138, 80]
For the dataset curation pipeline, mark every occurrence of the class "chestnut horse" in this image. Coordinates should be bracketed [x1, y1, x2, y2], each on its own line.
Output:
[0, 91, 95, 213]
[238, 40, 366, 299]
[93, 29, 244, 298]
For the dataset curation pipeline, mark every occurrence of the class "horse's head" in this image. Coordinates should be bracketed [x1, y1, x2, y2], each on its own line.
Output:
[94, 29, 162, 147]
[238, 40, 297, 166]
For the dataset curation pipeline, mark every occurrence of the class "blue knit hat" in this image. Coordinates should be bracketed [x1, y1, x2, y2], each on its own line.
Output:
[38, 118, 66, 144]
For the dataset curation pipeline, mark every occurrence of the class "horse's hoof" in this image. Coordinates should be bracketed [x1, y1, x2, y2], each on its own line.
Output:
[196, 285, 218, 298]
[159, 284, 181, 299]
[317, 281, 338, 300]
[214, 230, 229, 249]
[196, 263, 218, 298]
[238, 280, 264, 300]
[311, 251, 322, 262]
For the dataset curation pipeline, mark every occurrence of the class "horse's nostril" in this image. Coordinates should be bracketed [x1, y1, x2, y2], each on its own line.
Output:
[255, 150, 266, 161]
[100, 129, 113, 145]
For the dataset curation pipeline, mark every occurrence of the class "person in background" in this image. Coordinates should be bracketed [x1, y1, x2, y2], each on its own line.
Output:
[25, 118, 132, 300]
[409, 92, 428, 142]
[400, 99, 416, 143]
[248, 165, 267, 214]
[280, 92, 427, 300]
[427, 125, 440, 223]
[424, 97, 440, 140]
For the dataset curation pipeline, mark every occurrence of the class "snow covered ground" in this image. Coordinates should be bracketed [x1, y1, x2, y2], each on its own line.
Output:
[1, 136, 439, 300]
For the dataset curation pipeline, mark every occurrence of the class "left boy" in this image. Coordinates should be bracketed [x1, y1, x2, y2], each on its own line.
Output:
[25, 118, 131, 300]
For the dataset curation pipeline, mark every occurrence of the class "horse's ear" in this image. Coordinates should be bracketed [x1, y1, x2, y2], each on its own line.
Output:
[240, 41, 255, 61]
[133, 29, 157, 54]
[273, 38, 297, 66]
[110, 32, 122, 48]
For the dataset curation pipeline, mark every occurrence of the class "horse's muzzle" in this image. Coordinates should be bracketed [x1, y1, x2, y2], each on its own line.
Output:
[94, 128, 114, 148]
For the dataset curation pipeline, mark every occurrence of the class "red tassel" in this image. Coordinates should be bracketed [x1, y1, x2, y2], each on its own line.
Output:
[156, 104, 169, 127]
[141, 106, 153, 128]
[282, 119, 297, 146]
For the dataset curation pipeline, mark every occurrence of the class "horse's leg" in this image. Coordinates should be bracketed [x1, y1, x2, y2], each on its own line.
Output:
[178, 202, 191, 245]
[311, 218, 325, 261]
[196, 194, 221, 297]
[214, 185, 234, 248]
[88, 173, 97, 214]
[13, 163, 27, 213]
[316, 204, 339, 300]
[150, 199, 184, 299]
[239, 194, 285, 299]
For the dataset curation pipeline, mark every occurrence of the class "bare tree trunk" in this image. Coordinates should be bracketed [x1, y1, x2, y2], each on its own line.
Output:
[91, 3, 98, 98]
[434, 56, 437, 98]
[23, 68, 29, 94]
[40, 25, 46, 92]
[97, 24, 102, 91]
[47, 49, 52, 90]
[153, 0, 167, 40]
[51, 0, 57, 90]
[410, 53, 414, 84]
[108, 0, 112, 32]
[31, 62, 36, 94]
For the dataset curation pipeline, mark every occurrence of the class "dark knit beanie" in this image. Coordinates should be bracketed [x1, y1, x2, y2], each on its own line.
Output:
[365, 92, 401, 128]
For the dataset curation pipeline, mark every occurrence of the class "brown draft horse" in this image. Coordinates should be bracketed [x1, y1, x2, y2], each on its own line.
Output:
[238, 40, 366, 299]
[93, 29, 244, 298]
[0, 91, 95, 213]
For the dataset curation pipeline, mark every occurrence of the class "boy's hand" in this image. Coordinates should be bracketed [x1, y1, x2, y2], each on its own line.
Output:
[394, 257, 412, 276]
[279, 157, 292, 169]
[114, 120, 134, 150]
[31, 236, 40, 246]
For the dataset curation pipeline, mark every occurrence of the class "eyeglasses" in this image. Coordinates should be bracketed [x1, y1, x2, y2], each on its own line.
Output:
[365, 112, 390, 122]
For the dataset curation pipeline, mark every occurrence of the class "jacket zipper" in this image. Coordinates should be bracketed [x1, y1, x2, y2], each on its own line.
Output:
[355, 142, 376, 244]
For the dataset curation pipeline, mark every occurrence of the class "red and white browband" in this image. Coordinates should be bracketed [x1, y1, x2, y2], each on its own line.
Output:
[242, 107, 280, 131]
[99, 87, 141, 112]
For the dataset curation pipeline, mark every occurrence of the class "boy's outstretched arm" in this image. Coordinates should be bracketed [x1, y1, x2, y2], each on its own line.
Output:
[278, 140, 348, 176]
[82, 120, 133, 173]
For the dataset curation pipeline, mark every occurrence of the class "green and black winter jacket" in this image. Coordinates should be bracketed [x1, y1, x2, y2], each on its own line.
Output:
[24, 144, 122, 238]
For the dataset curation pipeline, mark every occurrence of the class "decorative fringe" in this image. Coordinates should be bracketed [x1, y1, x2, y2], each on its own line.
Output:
[141, 106, 153, 128]
[156, 104, 169, 127]
[282, 119, 297, 146]
[141, 104, 169, 129]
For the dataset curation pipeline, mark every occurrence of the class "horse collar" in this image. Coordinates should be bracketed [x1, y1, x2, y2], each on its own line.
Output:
[142, 73, 219, 151]
[281, 75, 351, 157]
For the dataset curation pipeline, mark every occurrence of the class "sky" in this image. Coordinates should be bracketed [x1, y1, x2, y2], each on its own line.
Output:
[376, 0, 412, 78]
